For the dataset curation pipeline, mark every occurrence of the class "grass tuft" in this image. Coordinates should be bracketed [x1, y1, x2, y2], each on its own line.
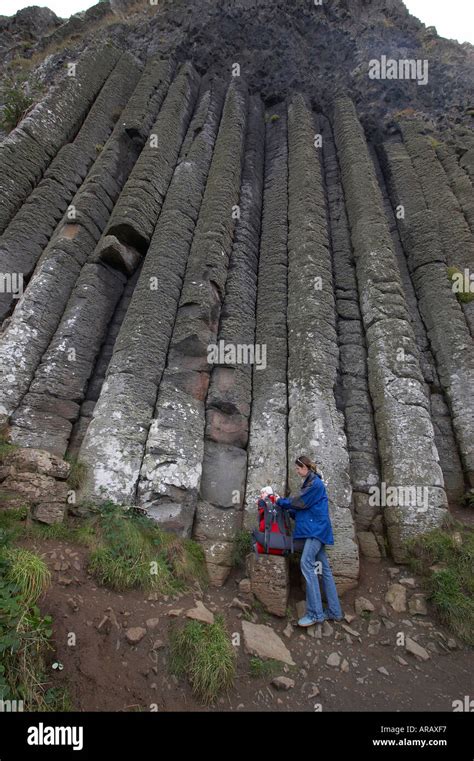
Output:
[249, 657, 282, 679]
[406, 525, 474, 645]
[169, 615, 236, 704]
[232, 530, 253, 567]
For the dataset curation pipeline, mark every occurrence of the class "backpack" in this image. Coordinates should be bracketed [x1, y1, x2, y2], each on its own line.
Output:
[252, 496, 297, 556]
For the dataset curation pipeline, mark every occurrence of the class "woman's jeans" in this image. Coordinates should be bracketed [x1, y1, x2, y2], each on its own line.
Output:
[300, 538, 343, 621]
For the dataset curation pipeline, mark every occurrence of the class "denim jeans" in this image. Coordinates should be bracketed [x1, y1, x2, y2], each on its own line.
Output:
[300, 538, 343, 621]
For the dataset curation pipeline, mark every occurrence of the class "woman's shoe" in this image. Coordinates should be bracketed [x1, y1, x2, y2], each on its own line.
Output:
[298, 615, 325, 627]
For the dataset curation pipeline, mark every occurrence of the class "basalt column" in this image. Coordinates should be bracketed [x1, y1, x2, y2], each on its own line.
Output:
[137, 79, 248, 531]
[320, 115, 383, 561]
[0, 56, 173, 325]
[193, 96, 264, 584]
[399, 122, 474, 337]
[0, 44, 121, 234]
[8, 63, 197, 456]
[0, 54, 149, 426]
[244, 103, 289, 523]
[372, 143, 465, 503]
[0, 53, 146, 324]
[333, 97, 448, 562]
[287, 95, 358, 590]
[380, 138, 474, 489]
[80, 76, 226, 504]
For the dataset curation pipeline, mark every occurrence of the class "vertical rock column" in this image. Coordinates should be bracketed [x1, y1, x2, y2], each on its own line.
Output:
[399, 122, 474, 336]
[67, 268, 142, 458]
[0, 44, 122, 234]
[287, 95, 358, 590]
[0, 53, 149, 426]
[0, 56, 172, 324]
[8, 63, 198, 456]
[193, 96, 265, 584]
[137, 79, 248, 532]
[244, 103, 289, 524]
[381, 139, 474, 489]
[320, 116, 382, 560]
[80, 77, 226, 504]
[373, 142, 465, 502]
[333, 98, 448, 562]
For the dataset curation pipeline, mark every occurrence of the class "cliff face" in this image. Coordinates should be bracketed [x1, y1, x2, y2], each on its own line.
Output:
[0, 1, 473, 587]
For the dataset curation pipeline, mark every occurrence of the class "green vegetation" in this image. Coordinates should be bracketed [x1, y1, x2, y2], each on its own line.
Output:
[64, 455, 88, 491]
[232, 529, 253, 567]
[169, 615, 236, 704]
[0, 76, 33, 133]
[406, 524, 474, 645]
[0, 528, 69, 710]
[249, 657, 281, 679]
[87, 502, 207, 593]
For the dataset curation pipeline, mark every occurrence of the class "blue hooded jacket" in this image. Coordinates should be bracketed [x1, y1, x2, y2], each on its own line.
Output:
[277, 471, 334, 544]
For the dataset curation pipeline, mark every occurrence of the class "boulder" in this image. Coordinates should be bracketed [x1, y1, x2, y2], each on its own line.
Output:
[385, 583, 407, 613]
[241, 621, 295, 666]
[246, 553, 289, 617]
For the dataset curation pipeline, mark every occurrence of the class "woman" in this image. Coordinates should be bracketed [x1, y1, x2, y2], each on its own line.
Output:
[277, 456, 343, 627]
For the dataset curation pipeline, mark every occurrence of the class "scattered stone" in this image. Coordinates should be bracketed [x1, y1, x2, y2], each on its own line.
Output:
[393, 655, 408, 666]
[146, 618, 160, 630]
[152, 639, 165, 650]
[368, 619, 381, 636]
[340, 659, 349, 673]
[125, 627, 147, 645]
[283, 623, 293, 639]
[385, 583, 407, 613]
[167, 609, 183, 617]
[186, 600, 214, 625]
[239, 578, 252, 595]
[326, 652, 341, 668]
[382, 617, 395, 630]
[241, 622, 295, 666]
[344, 612, 356, 624]
[388, 567, 400, 579]
[230, 597, 251, 614]
[355, 597, 374, 615]
[447, 638, 458, 650]
[271, 676, 295, 691]
[399, 577, 416, 588]
[405, 637, 430, 661]
[322, 621, 333, 637]
[377, 667, 389, 676]
[408, 594, 428, 616]
[342, 623, 360, 637]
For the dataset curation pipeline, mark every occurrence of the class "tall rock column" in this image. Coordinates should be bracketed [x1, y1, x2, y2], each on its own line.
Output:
[320, 115, 382, 559]
[244, 103, 289, 525]
[194, 96, 265, 584]
[287, 95, 358, 590]
[79, 76, 225, 504]
[137, 79, 248, 532]
[333, 98, 448, 562]
[381, 139, 474, 489]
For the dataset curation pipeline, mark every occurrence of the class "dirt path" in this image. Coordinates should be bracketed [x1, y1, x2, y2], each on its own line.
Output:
[21, 532, 472, 713]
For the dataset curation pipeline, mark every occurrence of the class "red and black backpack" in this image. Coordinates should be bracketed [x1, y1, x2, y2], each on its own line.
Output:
[252, 496, 295, 556]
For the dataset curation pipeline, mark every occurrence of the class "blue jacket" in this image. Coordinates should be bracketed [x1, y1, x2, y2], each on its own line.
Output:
[277, 471, 334, 544]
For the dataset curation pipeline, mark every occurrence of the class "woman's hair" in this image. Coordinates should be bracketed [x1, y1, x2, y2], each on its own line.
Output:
[295, 455, 318, 473]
